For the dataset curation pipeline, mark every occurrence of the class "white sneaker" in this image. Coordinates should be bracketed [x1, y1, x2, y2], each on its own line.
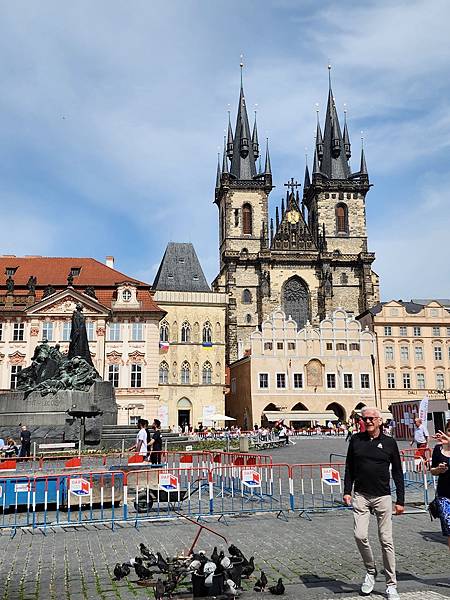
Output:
[386, 585, 400, 599]
[361, 572, 376, 595]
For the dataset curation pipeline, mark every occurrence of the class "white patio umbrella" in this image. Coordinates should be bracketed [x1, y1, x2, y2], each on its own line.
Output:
[211, 414, 236, 422]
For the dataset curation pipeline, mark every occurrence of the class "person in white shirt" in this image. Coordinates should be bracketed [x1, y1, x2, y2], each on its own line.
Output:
[410, 418, 428, 449]
[129, 419, 148, 456]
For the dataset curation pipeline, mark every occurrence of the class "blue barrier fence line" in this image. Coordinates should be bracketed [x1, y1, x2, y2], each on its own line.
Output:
[0, 458, 430, 534]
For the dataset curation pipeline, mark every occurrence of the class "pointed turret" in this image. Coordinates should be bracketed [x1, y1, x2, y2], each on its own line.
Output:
[275, 206, 280, 229]
[343, 118, 351, 159]
[264, 138, 272, 176]
[360, 146, 368, 176]
[226, 113, 234, 159]
[230, 79, 257, 180]
[270, 217, 274, 244]
[316, 120, 324, 161]
[281, 197, 285, 218]
[222, 136, 229, 175]
[303, 162, 311, 189]
[320, 75, 351, 180]
[252, 113, 259, 159]
[312, 149, 321, 175]
[215, 153, 221, 189]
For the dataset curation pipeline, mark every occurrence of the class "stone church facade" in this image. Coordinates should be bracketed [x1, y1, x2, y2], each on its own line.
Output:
[213, 73, 380, 363]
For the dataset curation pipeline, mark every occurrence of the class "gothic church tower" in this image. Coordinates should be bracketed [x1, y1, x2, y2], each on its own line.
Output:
[213, 69, 379, 364]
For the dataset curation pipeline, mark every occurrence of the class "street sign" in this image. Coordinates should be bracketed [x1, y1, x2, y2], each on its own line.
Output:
[321, 467, 341, 486]
[69, 478, 91, 496]
[159, 473, 179, 491]
[241, 469, 261, 488]
[14, 483, 30, 493]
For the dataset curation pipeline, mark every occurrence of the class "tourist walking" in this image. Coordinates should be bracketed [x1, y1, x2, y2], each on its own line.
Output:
[410, 417, 428, 458]
[129, 419, 148, 456]
[344, 406, 404, 600]
[430, 422, 450, 551]
[19, 425, 31, 458]
[148, 419, 163, 466]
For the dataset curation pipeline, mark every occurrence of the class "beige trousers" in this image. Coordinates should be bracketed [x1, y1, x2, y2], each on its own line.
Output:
[353, 492, 397, 587]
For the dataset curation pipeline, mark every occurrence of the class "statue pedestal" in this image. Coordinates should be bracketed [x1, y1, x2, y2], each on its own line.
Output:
[0, 381, 117, 444]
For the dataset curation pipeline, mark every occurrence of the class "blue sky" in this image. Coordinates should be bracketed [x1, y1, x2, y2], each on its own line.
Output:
[0, 0, 449, 300]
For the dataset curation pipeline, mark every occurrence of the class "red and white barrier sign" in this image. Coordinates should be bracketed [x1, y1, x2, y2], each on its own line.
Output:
[159, 473, 179, 491]
[242, 469, 261, 488]
[321, 467, 341, 486]
[69, 478, 91, 496]
[14, 483, 30, 493]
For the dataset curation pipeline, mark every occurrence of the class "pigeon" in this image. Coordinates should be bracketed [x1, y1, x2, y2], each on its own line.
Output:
[156, 552, 169, 573]
[154, 578, 165, 600]
[134, 562, 153, 581]
[241, 556, 255, 578]
[254, 571, 268, 592]
[113, 562, 130, 581]
[164, 577, 178, 597]
[269, 578, 285, 595]
[125, 556, 143, 567]
[261, 571, 268, 590]
[211, 546, 219, 564]
[228, 544, 244, 558]
[140, 543, 157, 565]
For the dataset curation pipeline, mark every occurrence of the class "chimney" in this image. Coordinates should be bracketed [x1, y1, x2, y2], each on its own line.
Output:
[105, 256, 114, 269]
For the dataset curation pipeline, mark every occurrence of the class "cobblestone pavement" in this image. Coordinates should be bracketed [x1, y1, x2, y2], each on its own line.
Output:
[0, 437, 448, 600]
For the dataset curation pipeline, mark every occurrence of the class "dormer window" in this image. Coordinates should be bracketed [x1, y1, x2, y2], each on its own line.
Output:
[6, 267, 17, 276]
[70, 267, 81, 277]
[122, 289, 131, 302]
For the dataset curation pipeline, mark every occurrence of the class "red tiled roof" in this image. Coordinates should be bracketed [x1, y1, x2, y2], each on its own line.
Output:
[0, 256, 163, 314]
[0, 257, 144, 286]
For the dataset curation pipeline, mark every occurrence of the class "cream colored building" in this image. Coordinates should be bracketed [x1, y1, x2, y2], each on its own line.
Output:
[0, 256, 165, 425]
[357, 300, 450, 411]
[153, 243, 227, 429]
[227, 307, 377, 428]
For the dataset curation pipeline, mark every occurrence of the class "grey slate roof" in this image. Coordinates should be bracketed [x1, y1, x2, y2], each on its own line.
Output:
[230, 85, 258, 180]
[412, 299, 450, 309]
[367, 301, 425, 316]
[153, 243, 211, 292]
[320, 88, 351, 180]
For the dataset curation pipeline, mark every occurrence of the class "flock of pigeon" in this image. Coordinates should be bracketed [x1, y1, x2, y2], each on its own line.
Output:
[112, 542, 285, 598]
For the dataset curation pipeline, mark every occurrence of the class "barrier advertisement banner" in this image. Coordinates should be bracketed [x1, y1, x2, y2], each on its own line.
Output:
[69, 478, 91, 496]
[321, 467, 341, 486]
[159, 473, 179, 491]
[242, 469, 261, 488]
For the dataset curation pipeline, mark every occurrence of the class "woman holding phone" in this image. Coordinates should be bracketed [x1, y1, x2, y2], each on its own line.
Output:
[431, 421, 450, 551]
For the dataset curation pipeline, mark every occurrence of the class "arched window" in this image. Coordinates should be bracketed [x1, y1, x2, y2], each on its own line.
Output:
[242, 203, 252, 235]
[336, 203, 348, 234]
[202, 321, 212, 344]
[181, 321, 191, 343]
[282, 276, 310, 330]
[160, 321, 169, 342]
[246, 314, 252, 324]
[340, 273, 348, 285]
[202, 361, 212, 384]
[159, 361, 169, 384]
[242, 289, 252, 304]
[181, 361, 190, 384]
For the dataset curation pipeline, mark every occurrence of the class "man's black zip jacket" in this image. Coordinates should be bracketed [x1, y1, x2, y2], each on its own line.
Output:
[344, 432, 405, 505]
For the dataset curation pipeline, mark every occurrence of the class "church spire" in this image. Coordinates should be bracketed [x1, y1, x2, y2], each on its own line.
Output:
[315, 110, 324, 161]
[252, 111, 259, 159]
[343, 107, 351, 159]
[360, 145, 368, 176]
[312, 148, 321, 175]
[303, 160, 311, 189]
[226, 112, 234, 159]
[222, 136, 229, 175]
[264, 138, 272, 175]
[320, 66, 351, 180]
[215, 152, 221, 189]
[229, 65, 257, 180]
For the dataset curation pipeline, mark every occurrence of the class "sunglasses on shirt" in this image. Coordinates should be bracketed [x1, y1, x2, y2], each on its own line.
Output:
[361, 416, 380, 423]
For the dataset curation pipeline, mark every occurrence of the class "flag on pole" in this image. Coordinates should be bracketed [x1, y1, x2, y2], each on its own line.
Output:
[159, 341, 169, 352]
[419, 395, 429, 435]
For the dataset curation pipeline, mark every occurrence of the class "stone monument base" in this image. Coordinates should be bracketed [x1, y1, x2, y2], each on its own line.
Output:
[0, 381, 117, 445]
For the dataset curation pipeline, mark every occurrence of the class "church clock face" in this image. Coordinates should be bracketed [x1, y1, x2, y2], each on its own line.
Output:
[286, 210, 300, 224]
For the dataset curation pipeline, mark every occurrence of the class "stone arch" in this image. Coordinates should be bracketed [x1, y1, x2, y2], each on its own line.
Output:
[355, 402, 366, 411]
[292, 402, 308, 411]
[326, 402, 346, 421]
[282, 276, 310, 330]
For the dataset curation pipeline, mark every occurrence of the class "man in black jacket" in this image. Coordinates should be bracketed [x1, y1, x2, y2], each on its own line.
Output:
[344, 407, 404, 600]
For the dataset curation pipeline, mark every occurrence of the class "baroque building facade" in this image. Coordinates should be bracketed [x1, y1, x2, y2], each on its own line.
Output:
[0, 256, 164, 425]
[213, 72, 379, 363]
[227, 307, 377, 428]
[357, 300, 450, 412]
[153, 243, 227, 429]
